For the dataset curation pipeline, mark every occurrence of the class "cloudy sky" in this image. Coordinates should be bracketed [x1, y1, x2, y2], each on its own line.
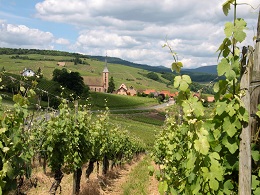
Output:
[0, 0, 259, 68]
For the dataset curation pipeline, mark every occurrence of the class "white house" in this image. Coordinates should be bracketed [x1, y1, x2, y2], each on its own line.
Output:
[21, 68, 35, 77]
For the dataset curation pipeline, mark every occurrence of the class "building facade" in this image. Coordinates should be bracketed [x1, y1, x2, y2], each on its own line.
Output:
[84, 57, 109, 93]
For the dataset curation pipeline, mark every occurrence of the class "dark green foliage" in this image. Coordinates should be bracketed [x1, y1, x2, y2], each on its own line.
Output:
[52, 68, 86, 96]
[147, 72, 159, 81]
[0, 48, 89, 59]
[161, 72, 174, 81]
[107, 76, 115, 93]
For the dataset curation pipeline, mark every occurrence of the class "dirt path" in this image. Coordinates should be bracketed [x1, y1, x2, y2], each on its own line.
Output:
[23, 156, 159, 195]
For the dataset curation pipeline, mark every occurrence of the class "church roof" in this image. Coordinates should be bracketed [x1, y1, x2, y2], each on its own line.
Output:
[83, 76, 103, 87]
[103, 67, 109, 73]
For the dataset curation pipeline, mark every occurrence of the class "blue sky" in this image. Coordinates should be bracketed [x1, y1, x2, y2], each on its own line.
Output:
[0, 0, 259, 68]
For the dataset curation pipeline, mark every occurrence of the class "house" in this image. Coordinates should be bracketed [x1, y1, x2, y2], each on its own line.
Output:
[160, 90, 171, 98]
[143, 89, 156, 95]
[21, 68, 35, 77]
[116, 84, 137, 96]
[127, 86, 137, 96]
[83, 57, 109, 93]
[116, 84, 128, 95]
[57, 62, 66, 67]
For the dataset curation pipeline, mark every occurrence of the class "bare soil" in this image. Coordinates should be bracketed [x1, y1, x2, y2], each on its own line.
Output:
[16, 156, 159, 195]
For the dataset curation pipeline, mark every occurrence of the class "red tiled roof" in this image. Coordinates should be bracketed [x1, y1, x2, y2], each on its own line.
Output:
[207, 96, 215, 102]
[143, 89, 156, 95]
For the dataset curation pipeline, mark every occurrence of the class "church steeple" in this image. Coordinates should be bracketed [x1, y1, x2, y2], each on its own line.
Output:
[103, 55, 109, 92]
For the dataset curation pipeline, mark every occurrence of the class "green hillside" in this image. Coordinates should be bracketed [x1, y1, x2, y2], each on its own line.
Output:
[0, 50, 176, 93]
[0, 47, 218, 96]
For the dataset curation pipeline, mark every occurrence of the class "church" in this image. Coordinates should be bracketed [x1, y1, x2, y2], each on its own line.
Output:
[84, 57, 109, 93]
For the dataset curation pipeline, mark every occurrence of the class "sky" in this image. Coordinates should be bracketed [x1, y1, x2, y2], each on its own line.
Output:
[0, 0, 259, 68]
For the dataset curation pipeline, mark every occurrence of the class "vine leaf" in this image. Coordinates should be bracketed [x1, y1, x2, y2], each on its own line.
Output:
[223, 180, 234, 194]
[223, 117, 237, 137]
[172, 61, 183, 73]
[158, 181, 168, 194]
[252, 150, 260, 161]
[194, 136, 209, 155]
[217, 58, 229, 76]
[224, 19, 247, 43]
[174, 75, 191, 91]
[217, 38, 231, 59]
[222, 0, 235, 16]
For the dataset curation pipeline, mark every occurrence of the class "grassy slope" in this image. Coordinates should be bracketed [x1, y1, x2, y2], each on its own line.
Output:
[0, 54, 175, 92]
[89, 92, 158, 110]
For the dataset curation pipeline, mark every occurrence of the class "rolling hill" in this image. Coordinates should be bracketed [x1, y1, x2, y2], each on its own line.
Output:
[0, 48, 219, 92]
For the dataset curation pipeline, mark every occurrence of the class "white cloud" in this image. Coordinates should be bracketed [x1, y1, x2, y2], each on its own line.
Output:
[55, 38, 70, 45]
[0, 22, 54, 49]
[2, 0, 258, 68]
[76, 30, 141, 48]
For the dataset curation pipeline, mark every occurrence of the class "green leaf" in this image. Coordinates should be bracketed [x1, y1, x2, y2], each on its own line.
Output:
[217, 38, 231, 59]
[223, 180, 234, 194]
[216, 101, 227, 115]
[0, 128, 7, 134]
[172, 62, 183, 73]
[223, 117, 237, 137]
[234, 19, 247, 42]
[20, 86, 26, 92]
[209, 152, 220, 160]
[252, 175, 259, 189]
[182, 75, 191, 84]
[222, 136, 238, 154]
[217, 58, 229, 76]
[225, 69, 236, 80]
[252, 150, 260, 161]
[213, 82, 219, 93]
[148, 165, 155, 176]
[3, 147, 9, 153]
[253, 188, 260, 195]
[209, 178, 219, 191]
[222, 0, 235, 16]
[194, 136, 209, 155]
[224, 22, 234, 37]
[174, 76, 181, 89]
[179, 80, 189, 91]
[158, 181, 168, 194]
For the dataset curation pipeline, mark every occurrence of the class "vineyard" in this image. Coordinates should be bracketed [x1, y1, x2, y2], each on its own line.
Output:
[150, 1, 260, 194]
[1, 1, 260, 195]
[0, 90, 147, 194]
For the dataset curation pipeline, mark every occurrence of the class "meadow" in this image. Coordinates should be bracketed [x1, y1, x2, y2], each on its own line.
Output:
[0, 53, 175, 93]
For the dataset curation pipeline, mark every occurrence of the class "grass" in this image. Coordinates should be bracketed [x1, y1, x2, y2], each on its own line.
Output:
[122, 155, 152, 195]
[124, 113, 164, 126]
[109, 114, 161, 148]
[0, 53, 177, 92]
[88, 92, 158, 110]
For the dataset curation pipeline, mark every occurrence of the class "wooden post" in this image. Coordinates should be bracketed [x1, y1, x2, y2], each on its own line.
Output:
[72, 100, 81, 195]
[239, 46, 251, 195]
[250, 9, 260, 139]
[239, 8, 260, 195]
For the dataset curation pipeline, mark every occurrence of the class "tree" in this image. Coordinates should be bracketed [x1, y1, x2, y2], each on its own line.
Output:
[147, 72, 159, 81]
[107, 76, 115, 93]
[36, 67, 43, 78]
[52, 68, 86, 97]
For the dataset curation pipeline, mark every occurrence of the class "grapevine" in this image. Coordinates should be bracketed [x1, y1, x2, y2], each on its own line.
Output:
[151, 0, 256, 194]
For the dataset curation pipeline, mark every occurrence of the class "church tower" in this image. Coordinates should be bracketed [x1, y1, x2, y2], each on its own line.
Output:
[102, 56, 109, 92]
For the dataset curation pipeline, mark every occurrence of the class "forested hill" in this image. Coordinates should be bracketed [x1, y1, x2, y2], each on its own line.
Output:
[89, 56, 219, 82]
[183, 65, 217, 75]
[89, 55, 171, 73]
[0, 47, 218, 82]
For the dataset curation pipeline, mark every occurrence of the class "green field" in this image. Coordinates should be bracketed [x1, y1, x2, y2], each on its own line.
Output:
[0, 53, 176, 92]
